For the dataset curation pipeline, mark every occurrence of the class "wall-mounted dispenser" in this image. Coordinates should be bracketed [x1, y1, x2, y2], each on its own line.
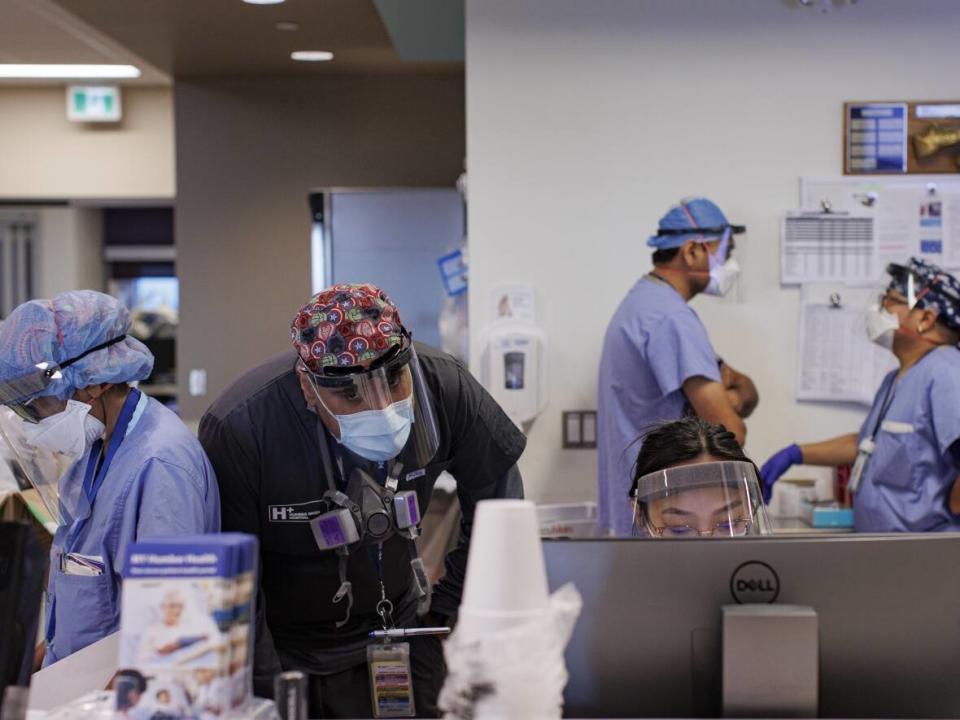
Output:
[479, 285, 547, 428]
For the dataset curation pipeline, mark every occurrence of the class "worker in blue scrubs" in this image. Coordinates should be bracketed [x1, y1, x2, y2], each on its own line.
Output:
[597, 197, 759, 536]
[0, 290, 221, 665]
[762, 259, 960, 532]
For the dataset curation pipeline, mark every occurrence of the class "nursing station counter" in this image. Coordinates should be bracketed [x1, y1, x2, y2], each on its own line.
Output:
[10, 512, 959, 719]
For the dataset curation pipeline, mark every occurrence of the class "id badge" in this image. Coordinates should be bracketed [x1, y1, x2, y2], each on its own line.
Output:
[849, 438, 875, 494]
[367, 641, 415, 718]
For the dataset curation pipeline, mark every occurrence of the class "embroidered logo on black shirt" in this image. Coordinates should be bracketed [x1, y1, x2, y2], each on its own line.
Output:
[267, 499, 329, 523]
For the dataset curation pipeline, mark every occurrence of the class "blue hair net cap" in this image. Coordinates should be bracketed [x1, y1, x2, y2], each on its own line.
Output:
[0, 290, 154, 401]
[648, 197, 731, 249]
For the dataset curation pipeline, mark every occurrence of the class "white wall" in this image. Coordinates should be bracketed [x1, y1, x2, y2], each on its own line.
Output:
[0, 86, 174, 199]
[466, 0, 960, 504]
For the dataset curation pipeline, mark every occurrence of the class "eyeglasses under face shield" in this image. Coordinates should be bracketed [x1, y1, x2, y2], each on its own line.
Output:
[0, 335, 127, 424]
[630, 461, 771, 538]
[299, 335, 441, 467]
[883, 262, 960, 315]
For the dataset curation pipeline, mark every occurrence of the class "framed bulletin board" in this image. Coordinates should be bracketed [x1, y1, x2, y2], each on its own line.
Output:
[844, 101, 960, 175]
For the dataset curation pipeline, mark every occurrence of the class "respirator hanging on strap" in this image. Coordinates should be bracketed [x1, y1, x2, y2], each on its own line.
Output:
[309, 428, 431, 627]
[310, 465, 422, 550]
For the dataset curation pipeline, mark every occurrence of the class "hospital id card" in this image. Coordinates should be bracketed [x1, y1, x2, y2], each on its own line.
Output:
[367, 641, 415, 718]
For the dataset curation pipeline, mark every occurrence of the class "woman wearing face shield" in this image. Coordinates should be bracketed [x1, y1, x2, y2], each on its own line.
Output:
[0, 291, 221, 667]
[629, 416, 771, 538]
[761, 258, 960, 533]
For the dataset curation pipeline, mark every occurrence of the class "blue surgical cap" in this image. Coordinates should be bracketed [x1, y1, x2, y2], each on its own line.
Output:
[0, 290, 154, 401]
[648, 197, 733, 249]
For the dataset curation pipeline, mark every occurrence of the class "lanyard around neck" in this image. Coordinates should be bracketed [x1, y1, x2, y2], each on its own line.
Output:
[868, 347, 941, 440]
[69, 389, 141, 545]
[868, 380, 897, 440]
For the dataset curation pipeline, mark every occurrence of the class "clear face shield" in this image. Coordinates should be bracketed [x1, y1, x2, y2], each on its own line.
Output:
[883, 261, 960, 312]
[300, 336, 441, 467]
[868, 264, 948, 348]
[876, 265, 923, 311]
[0, 335, 125, 423]
[0, 362, 73, 527]
[657, 224, 746, 299]
[0, 362, 67, 423]
[0, 407, 71, 527]
[0, 336, 126, 527]
[630, 461, 771, 538]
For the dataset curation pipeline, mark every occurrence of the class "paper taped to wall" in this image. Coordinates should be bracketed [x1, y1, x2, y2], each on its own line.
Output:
[796, 285, 897, 405]
[800, 177, 960, 272]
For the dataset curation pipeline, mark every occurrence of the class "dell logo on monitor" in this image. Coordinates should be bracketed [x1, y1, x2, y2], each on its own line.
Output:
[730, 561, 780, 604]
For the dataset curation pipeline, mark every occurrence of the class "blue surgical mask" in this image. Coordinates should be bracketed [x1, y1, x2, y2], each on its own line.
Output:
[335, 397, 414, 462]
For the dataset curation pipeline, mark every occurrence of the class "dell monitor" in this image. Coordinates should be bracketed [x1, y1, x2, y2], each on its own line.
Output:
[544, 534, 960, 718]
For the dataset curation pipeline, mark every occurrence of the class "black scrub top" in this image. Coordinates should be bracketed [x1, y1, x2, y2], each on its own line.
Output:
[198, 343, 525, 682]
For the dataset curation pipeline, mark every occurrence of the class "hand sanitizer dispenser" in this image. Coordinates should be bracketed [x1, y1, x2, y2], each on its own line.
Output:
[480, 286, 548, 428]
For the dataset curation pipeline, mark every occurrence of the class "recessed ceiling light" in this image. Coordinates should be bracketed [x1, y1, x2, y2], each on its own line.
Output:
[0, 64, 140, 79]
[275, 21, 300, 31]
[291, 51, 334, 62]
[243, 0, 285, 4]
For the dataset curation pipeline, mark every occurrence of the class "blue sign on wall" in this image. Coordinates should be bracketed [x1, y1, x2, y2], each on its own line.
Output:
[847, 103, 908, 174]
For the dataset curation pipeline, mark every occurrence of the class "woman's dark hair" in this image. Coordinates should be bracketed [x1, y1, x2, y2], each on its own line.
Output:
[629, 416, 750, 497]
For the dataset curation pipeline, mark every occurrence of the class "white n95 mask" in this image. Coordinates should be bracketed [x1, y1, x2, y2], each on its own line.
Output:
[336, 397, 415, 463]
[21, 400, 105, 458]
[703, 258, 741, 297]
[866, 306, 900, 349]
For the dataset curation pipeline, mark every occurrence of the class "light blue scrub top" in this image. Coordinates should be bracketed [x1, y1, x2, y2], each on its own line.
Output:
[854, 345, 960, 533]
[597, 277, 721, 536]
[44, 393, 221, 665]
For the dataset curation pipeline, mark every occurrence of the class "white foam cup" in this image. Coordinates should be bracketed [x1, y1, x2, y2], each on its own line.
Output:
[459, 499, 549, 617]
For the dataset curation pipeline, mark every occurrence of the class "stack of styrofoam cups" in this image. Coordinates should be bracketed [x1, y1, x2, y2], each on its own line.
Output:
[441, 499, 576, 720]
[456, 499, 550, 637]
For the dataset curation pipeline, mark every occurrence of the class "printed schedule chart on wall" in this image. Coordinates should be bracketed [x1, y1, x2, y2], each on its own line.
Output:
[780, 213, 877, 286]
[796, 285, 898, 405]
[787, 177, 959, 405]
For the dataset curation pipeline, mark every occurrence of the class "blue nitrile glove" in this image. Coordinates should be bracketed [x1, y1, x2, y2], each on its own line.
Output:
[759, 444, 803, 504]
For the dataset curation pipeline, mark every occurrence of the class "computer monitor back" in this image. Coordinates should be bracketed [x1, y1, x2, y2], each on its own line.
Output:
[544, 535, 960, 718]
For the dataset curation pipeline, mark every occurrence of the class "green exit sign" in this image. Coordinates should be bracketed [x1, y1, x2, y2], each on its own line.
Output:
[66, 85, 122, 122]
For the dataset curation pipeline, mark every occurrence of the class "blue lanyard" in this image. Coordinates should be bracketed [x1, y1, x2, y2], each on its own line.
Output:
[48, 390, 141, 649]
[68, 389, 141, 547]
